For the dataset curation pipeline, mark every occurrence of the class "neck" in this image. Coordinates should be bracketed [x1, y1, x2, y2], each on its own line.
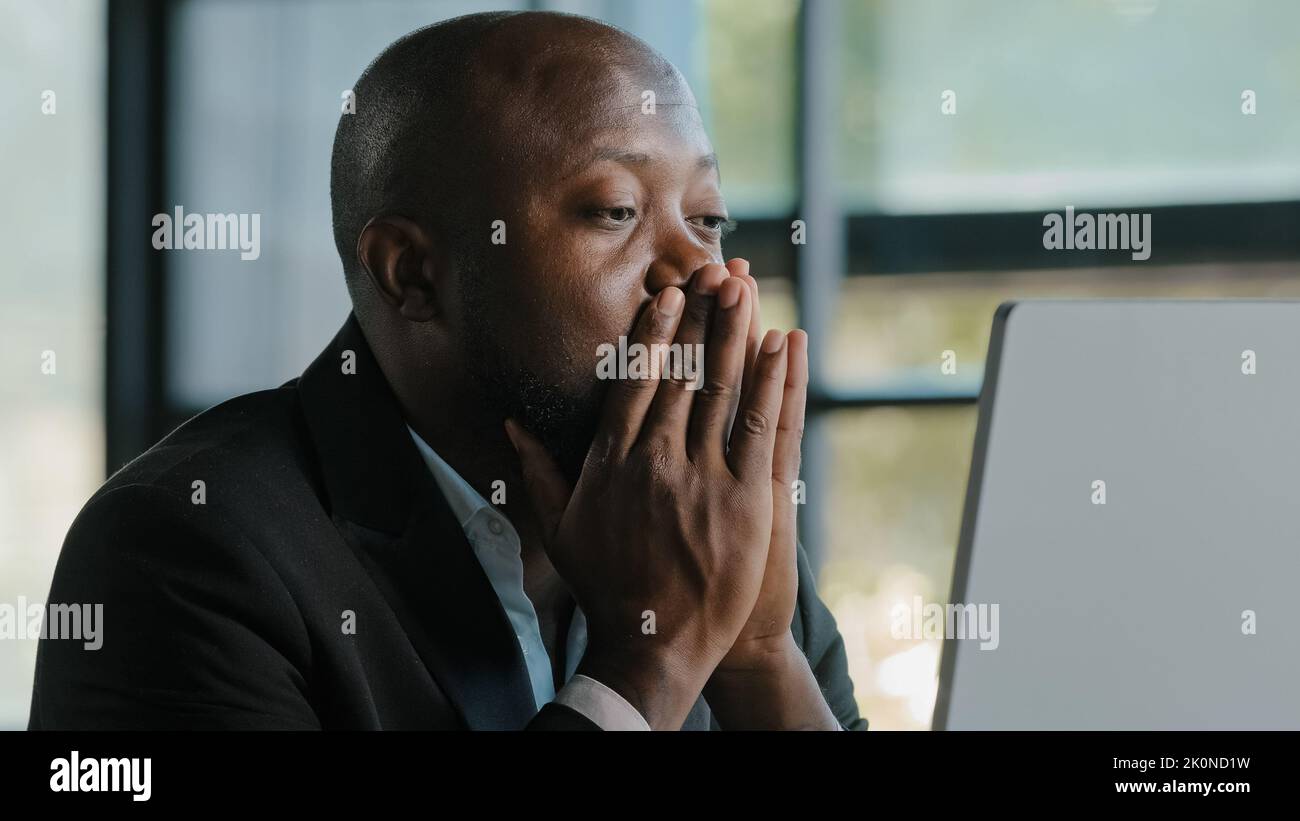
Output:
[391, 376, 549, 561]
[406, 397, 571, 612]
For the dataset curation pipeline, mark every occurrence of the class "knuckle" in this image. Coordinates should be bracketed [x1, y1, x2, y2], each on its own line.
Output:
[774, 458, 802, 484]
[658, 370, 689, 391]
[642, 437, 678, 475]
[698, 377, 734, 401]
[618, 376, 657, 395]
[778, 421, 805, 440]
[646, 308, 677, 340]
[648, 450, 675, 480]
[741, 408, 770, 436]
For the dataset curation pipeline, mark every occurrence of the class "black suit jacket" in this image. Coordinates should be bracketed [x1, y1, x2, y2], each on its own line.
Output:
[29, 314, 867, 730]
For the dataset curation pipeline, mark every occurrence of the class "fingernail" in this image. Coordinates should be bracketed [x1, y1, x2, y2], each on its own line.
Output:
[719, 279, 741, 309]
[762, 328, 784, 353]
[659, 287, 684, 316]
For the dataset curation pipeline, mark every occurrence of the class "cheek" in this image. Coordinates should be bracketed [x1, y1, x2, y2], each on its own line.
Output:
[516, 247, 647, 383]
[538, 233, 645, 320]
[546, 276, 646, 385]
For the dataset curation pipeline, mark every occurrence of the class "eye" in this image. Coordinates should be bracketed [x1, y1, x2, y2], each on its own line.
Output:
[691, 215, 738, 239]
[591, 206, 637, 227]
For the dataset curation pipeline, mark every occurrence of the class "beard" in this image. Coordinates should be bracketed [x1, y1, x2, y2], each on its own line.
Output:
[491, 362, 606, 486]
[456, 259, 607, 486]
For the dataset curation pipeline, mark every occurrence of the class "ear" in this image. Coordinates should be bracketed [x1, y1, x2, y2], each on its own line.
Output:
[356, 215, 442, 321]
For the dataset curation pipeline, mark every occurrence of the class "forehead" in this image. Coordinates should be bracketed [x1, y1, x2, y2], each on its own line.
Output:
[467, 28, 714, 187]
[554, 106, 716, 181]
[472, 15, 691, 110]
[489, 92, 717, 193]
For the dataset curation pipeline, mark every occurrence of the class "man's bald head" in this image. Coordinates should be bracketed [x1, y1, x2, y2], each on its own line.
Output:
[332, 12, 725, 484]
[329, 11, 692, 298]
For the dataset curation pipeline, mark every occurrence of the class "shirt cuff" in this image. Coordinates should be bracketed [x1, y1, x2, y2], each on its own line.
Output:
[553, 673, 651, 731]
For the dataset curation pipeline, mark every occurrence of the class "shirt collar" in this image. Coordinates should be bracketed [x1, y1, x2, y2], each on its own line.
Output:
[405, 424, 493, 530]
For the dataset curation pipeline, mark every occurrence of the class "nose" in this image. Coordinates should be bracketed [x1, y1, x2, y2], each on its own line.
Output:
[644, 223, 720, 294]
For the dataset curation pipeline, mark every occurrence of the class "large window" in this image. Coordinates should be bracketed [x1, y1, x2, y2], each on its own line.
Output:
[0, 0, 105, 728]
[839, 0, 1300, 214]
[818, 0, 1300, 729]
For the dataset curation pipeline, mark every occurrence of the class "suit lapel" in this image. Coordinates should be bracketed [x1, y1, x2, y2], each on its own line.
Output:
[298, 313, 536, 729]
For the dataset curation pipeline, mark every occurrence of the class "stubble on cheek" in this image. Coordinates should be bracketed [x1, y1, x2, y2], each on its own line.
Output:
[509, 331, 609, 484]
[472, 214, 647, 482]
[464, 279, 615, 484]
[518, 281, 647, 482]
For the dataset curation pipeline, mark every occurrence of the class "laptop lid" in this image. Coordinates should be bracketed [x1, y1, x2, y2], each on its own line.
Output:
[934, 300, 1300, 730]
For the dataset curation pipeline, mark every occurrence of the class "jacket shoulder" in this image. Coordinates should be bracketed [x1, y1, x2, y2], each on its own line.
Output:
[96, 384, 319, 515]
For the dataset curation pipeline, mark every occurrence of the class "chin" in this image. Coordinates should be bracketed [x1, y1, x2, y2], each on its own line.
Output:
[504, 368, 605, 485]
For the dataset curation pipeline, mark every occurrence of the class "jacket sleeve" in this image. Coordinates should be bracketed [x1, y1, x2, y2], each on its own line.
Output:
[28, 483, 321, 730]
[526, 702, 601, 730]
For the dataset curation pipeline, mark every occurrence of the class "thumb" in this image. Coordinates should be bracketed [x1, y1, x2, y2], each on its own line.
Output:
[504, 417, 572, 544]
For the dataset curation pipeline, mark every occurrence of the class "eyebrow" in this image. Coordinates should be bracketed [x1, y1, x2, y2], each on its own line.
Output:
[596, 150, 717, 170]
[592, 148, 652, 166]
[578, 148, 720, 179]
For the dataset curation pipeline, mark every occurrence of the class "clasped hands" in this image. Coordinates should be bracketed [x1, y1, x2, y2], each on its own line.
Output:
[506, 259, 839, 730]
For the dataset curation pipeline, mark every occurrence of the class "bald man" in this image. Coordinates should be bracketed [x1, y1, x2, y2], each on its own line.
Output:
[30, 11, 866, 731]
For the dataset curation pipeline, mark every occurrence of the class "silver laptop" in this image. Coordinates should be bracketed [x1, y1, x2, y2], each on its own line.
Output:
[934, 300, 1300, 730]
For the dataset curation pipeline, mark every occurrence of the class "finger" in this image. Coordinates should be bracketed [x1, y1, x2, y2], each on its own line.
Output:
[724, 260, 762, 401]
[505, 417, 572, 544]
[639, 263, 729, 451]
[728, 328, 788, 481]
[772, 330, 808, 488]
[727, 262, 762, 450]
[592, 286, 686, 458]
[769, 331, 808, 561]
[741, 273, 762, 396]
[686, 276, 751, 461]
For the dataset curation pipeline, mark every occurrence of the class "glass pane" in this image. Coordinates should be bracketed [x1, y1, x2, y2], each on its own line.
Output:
[750, 275, 797, 336]
[704, 0, 798, 215]
[828, 261, 1300, 389]
[839, 0, 1300, 213]
[0, 0, 105, 728]
[165, 0, 529, 409]
[548, 0, 798, 214]
[822, 406, 978, 730]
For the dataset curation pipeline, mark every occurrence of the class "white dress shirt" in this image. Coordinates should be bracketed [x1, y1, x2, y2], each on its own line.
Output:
[407, 426, 650, 731]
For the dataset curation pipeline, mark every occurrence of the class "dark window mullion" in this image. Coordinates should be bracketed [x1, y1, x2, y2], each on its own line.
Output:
[106, 0, 171, 473]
